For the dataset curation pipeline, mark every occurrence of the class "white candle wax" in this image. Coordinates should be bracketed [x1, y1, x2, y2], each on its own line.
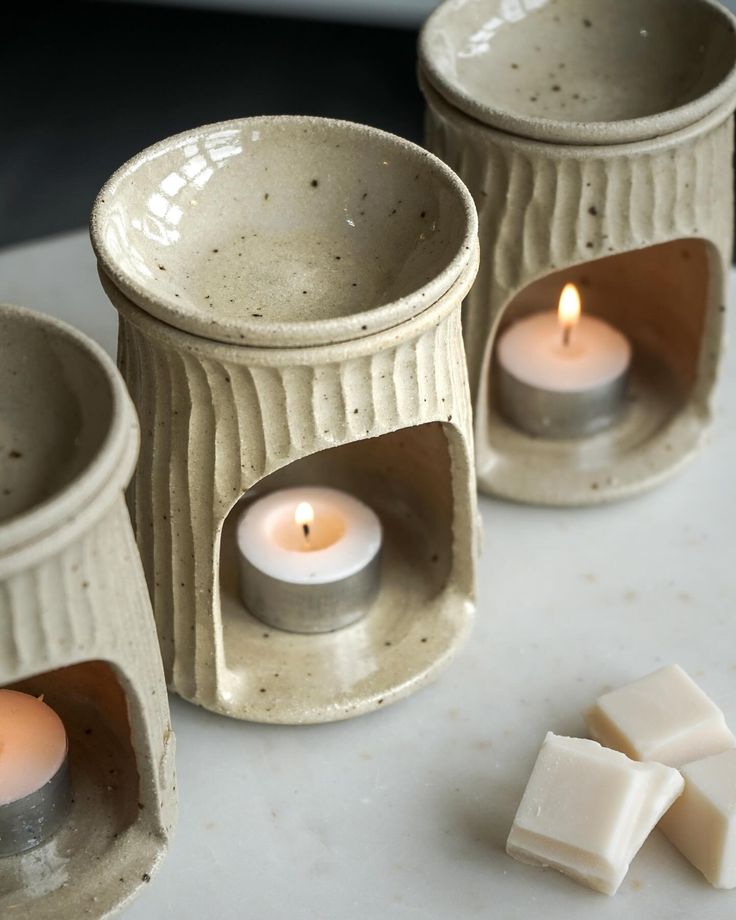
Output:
[497, 312, 631, 393]
[236, 486, 382, 633]
[237, 486, 381, 585]
[496, 284, 632, 439]
[0, 689, 68, 805]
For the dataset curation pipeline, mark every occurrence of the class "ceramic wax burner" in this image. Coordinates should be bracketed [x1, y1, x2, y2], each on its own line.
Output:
[420, 0, 736, 505]
[91, 115, 480, 725]
[0, 305, 175, 918]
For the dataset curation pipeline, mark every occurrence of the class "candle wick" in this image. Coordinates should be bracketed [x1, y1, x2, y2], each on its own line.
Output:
[302, 523, 310, 542]
[562, 324, 572, 347]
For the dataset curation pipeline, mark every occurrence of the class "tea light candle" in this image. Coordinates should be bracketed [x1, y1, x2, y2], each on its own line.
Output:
[236, 486, 382, 634]
[496, 284, 632, 439]
[0, 689, 72, 856]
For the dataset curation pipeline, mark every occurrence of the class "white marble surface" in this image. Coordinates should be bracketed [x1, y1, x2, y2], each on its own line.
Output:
[1, 230, 735, 918]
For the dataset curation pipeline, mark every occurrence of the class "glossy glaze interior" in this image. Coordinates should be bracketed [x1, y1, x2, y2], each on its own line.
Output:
[421, 0, 736, 142]
[0, 308, 114, 526]
[92, 117, 475, 345]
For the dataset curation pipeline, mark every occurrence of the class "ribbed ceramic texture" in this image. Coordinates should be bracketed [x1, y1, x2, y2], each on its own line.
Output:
[423, 78, 735, 504]
[110, 249, 479, 724]
[0, 409, 175, 916]
[0, 498, 172, 763]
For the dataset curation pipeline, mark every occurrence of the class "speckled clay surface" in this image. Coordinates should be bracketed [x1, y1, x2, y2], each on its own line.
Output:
[92, 116, 480, 724]
[419, 0, 736, 145]
[91, 115, 476, 348]
[420, 9, 736, 506]
[0, 304, 176, 918]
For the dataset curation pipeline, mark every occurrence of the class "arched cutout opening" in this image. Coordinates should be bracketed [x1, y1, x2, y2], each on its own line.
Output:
[0, 661, 139, 900]
[480, 238, 719, 503]
[216, 421, 470, 721]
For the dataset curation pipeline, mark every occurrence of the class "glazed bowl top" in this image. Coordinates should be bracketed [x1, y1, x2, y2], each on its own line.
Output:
[91, 116, 477, 347]
[419, 0, 736, 145]
[0, 304, 137, 559]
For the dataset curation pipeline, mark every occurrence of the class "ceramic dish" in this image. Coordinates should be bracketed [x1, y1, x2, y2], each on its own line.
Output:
[0, 304, 134, 556]
[419, 0, 736, 145]
[91, 115, 477, 347]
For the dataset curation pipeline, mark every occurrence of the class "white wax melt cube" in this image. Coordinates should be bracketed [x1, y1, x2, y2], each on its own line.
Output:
[506, 732, 684, 895]
[585, 664, 735, 767]
[660, 749, 736, 889]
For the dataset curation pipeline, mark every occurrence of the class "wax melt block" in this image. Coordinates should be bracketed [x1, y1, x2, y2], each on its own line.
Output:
[586, 665, 735, 768]
[660, 749, 736, 889]
[506, 733, 684, 895]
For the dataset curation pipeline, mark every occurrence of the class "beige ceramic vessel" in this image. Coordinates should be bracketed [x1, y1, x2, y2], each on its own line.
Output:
[420, 0, 736, 505]
[91, 115, 480, 724]
[0, 304, 176, 919]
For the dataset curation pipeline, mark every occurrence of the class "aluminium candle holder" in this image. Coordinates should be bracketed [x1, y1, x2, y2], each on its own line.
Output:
[91, 115, 480, 725]
[0, 304, 176, 919]
[236, 486, 383, 634]
[419, 0, 736, 506]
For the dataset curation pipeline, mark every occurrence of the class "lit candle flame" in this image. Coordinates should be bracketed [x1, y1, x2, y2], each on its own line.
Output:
[558, 283, 581, 346]
[295, 501, 314, 541]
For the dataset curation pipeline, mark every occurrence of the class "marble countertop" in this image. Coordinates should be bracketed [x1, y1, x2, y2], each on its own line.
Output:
[1, 230, 734, 919]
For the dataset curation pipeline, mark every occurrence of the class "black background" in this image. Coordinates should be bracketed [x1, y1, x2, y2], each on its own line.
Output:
[1, 1, 422, 248]
[4, 2, 735, 256]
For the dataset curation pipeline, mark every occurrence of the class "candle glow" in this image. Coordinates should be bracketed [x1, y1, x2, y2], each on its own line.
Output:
[0, 687, 73, 857]
[558, 283, 581, 346]
[496, 280, 632, 438]
[236, 487, 383, 633]
[294, 501, 314, 527]
[0, 689, 68, 806]
[294, 500, 315, 544]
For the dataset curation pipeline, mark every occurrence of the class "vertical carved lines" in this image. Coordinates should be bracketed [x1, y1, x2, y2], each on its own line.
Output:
[370, 350, 399, 431]
[250, 366, 292, 472]
[312, 362, 346, 447]
[115, 297, 475, 709]
[423, 101, 734, 405]
[231, 365, 267, 479]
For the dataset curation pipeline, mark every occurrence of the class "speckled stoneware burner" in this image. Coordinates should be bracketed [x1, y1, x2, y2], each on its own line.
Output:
[0, 304, 175, 918]
[91, 115, 481, 724]
[420, 0, 736, 506]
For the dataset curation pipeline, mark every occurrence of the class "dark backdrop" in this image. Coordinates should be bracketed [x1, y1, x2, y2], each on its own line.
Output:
[3, 2, 735, 257]
[1, 1, 422, 248]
